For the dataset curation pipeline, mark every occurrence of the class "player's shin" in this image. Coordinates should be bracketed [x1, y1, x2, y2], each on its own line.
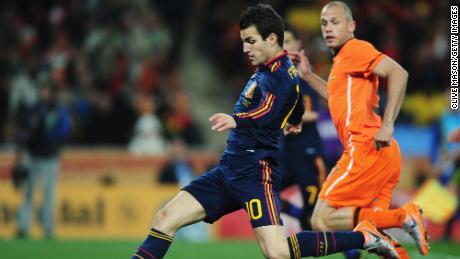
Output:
[352, 207, 405, 229]
[287, 231, 365, 258]
[132, 228, 174, 259]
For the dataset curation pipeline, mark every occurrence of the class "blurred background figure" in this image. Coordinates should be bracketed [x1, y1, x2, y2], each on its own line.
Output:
[158, 138, 209, 242]
[437, 92, 460, 240]
[448, 127, 460, 143]
[279, 23, 326, 231]
[15, 82, 71, 239]
[161, 91, 204, 147]
[128, 94, 166, 155]
[159, 138, 194, 186]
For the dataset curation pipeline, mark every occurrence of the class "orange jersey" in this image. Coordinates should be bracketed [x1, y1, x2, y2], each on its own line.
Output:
[327, 39, 385, 147]
[319, 39, 402, 208]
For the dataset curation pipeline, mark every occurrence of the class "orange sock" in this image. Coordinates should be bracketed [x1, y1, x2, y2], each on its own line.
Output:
[352, 207, 406, 229]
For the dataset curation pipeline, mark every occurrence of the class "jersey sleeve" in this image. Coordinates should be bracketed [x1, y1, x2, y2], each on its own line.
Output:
[232, 76, 284, 128]
[345, 40, 385, 78]
[287, 84, 304, 125]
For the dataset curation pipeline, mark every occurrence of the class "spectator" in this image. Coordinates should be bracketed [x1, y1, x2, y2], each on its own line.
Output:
[129, 94, 166, 155]
[438, 93, 460, 240]
[16, 82, 71, 239]
[158, 138, 193, 186]
[157, 137, 209, 242]
[163, 91, 203, 146]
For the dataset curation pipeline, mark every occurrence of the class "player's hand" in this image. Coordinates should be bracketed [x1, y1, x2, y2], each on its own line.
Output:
[283, 122, 302, 136]
[374, 124, 394, 150]
[288, 50, 312, 79]
[448, 127, 460, 143]
[209, 113, 236, 132]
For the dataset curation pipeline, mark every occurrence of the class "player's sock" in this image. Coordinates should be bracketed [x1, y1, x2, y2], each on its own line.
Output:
[132, 228, 173, 259]
[281, 199, 303, 218]
[343, 249, 362, 259]
[287, 231, 364, 258]
[353, 207, 406, 229]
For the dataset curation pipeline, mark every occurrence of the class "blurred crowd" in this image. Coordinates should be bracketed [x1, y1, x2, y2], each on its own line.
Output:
[0, 0, 452, 148]
[0, 0, 203, 151]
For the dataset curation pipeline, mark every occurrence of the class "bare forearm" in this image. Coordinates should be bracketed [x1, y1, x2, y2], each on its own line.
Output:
[382, 70, 408, 126]
[302, 111, 318, 122]
[290, 50, 328, 101]
[302, 73, 328, 101]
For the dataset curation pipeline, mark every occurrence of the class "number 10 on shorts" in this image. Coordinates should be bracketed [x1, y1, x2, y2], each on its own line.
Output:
[245, 199, 263, 220]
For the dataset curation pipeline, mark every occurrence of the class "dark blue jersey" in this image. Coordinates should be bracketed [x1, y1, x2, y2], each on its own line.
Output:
[225, 52, 304, 162]
[283, 79, 324, 156]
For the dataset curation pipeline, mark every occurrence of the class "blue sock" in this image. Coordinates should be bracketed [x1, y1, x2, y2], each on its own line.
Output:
[344, 249, 362, 259]
[281, 199, 303, 218]
[132, 228, 173, 259]
[288, 231, 365, 258]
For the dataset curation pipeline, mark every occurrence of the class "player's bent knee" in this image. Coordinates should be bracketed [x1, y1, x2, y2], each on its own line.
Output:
[325, 217, 336, 230]
[323, 210, 336, 229]
[325, 207, 354, 230]
[311, 201, 325, 231]
[311, 214, 330, 231]
[312, 220, 329, 231]
[310, 217, 321, 230]
[311, 214, 324, 231]
[152, 207, 178, 235]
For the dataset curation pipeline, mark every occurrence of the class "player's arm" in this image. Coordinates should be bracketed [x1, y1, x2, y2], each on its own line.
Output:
[301, 94, 319, 122]
[372, 55, 408, 149]
[231, 91, 278, 128]
[302, 110, 318, 122]
[284, 88, 305, 135]
[289, 50, 328, 101]
[209, 82, 282, 131]
[284, 96, 317, 135]
[209, 113, 236, 132]
[288, 88, 305, 126]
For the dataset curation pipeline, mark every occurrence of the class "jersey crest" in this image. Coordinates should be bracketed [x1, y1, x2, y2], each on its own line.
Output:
[244, 81, 257, 99]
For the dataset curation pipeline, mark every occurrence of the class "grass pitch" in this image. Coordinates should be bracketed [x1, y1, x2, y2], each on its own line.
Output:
[0, 239, 459, 258]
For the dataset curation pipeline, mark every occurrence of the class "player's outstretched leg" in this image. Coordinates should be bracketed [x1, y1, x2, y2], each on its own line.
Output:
[133, 228, 174, 259]
[381, 230, 410, 259]
[132, 191, 206, 259]
[352, 203, 429, 256]
[401, 203, 429, 256]
[352, 221, 399, 259]
[285, 220, 399, 259]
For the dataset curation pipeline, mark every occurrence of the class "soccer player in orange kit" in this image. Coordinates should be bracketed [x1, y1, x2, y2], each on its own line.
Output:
[289, 1, 429, 257]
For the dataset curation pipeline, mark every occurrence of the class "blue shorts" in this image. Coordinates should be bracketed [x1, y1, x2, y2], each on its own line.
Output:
[280, 147, 327, 229]
[183, 155, 283, 228]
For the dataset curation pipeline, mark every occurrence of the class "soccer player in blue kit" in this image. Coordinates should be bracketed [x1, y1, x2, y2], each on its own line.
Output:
[280, 24, 327, 231]
[281, 23, 362, 259]
[132, 4, 399, 259]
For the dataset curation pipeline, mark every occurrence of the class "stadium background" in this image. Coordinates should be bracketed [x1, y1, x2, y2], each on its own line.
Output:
[0, 0, 458, 258]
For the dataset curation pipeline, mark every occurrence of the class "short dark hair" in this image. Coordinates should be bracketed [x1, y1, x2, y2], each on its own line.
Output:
[239, 4, 284, 47]
[284, 23, 299, 40]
